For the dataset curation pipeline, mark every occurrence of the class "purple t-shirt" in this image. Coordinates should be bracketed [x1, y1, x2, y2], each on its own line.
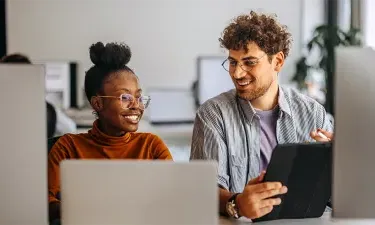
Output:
[255, 107, 279, 171]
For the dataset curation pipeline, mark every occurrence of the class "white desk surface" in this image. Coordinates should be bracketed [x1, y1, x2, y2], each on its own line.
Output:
[219, 213, 375, 224]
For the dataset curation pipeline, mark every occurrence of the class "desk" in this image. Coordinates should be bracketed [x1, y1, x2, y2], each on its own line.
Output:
[219, 213, 375, 224]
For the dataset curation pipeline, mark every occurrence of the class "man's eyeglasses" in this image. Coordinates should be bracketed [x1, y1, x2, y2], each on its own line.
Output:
[97, 94, 151, 110]
[221, 54, 266, 72]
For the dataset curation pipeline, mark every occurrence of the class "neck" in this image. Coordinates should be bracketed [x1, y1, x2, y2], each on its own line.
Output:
[250, 82, 279, 111]
[98, 119, 126, 137]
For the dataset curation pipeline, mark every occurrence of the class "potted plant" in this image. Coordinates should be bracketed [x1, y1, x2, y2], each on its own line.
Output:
[291, 25, 362, 113]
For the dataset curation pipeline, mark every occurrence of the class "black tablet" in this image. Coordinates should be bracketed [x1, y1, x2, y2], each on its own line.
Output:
[253, 142, 332, 222]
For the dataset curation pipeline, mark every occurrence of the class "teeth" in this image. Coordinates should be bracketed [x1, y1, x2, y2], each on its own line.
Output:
[238, 80, 251, 86]
[124, 115, 139, 121]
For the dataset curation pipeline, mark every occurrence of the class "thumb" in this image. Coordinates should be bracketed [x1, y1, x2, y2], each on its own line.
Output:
[258, 171, 266, 182]
[247, 171, 266, 185]
[310, 130, 317, 138]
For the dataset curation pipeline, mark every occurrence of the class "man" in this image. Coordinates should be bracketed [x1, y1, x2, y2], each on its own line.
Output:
[190, 11, 333, 220]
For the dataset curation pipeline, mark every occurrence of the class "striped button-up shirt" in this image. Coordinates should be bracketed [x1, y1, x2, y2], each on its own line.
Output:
[190, 87, 333, 193]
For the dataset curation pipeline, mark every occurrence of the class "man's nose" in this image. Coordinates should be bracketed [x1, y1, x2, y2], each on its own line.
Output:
[232, 65, 247, 79]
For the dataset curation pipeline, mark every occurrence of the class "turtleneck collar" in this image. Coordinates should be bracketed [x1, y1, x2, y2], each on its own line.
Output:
[88, 119, 132, 146]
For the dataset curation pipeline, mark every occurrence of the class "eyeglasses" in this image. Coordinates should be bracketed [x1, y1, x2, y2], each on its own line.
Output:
[222, 54, 266, 72]
[97, 94, 151, 110]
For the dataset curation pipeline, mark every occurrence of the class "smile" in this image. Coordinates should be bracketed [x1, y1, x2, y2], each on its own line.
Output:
[236, 79, 254, 87]
[123, 115, 140, 124]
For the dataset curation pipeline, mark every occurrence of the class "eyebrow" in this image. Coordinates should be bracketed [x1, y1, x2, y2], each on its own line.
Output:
[118, 88, 142, 93]
[228, 56, 259, 61]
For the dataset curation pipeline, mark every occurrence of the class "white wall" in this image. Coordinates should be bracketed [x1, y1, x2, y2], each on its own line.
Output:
[363, 0, 375, 48]
[301, 0, 326, 45]
[7, 0, 323, 106]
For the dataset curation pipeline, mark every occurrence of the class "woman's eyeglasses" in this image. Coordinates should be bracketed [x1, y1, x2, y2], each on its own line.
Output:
[97, 94, 151, 110]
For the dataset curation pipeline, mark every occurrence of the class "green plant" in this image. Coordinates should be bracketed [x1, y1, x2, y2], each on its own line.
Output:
[292, 25, 362, 90]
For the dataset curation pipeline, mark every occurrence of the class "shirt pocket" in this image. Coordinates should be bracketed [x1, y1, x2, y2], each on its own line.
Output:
[230, 155, 247, 192]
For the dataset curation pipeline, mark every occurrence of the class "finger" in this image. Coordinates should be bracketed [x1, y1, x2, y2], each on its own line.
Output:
[317, 129, 333, 139]
[254, 206, 273, 218]
[256, 186, 288, 200]
[313, 136, 330, 142]
[257, 198, 282, 208]
[310, 131, 330, 142]
[250, 182, 283, 192]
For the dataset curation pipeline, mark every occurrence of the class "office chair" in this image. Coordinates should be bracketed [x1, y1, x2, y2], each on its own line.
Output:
[47, 102, 57, 138]
[47, 136, 61, 154]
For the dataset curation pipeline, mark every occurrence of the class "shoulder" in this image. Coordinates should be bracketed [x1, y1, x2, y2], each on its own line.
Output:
[198, 89, 237, 111]
[281, 87, 325, 112]
[49, 133, 88, 153]
[130, 132, 171, 158]
[54, 133, 88, 145]
[196, 89, 237, 120]
[129, 132, 165, 145]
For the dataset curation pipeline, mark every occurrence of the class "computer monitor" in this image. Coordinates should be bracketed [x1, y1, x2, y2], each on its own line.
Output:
[0, 65, 48, 225]
[197, 56, 234, 105]
[333, 46, 375, 218]
[43, 61, 77, 109]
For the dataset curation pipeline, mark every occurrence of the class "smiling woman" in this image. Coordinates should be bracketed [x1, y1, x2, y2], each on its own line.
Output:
[47, 42, 173, 222]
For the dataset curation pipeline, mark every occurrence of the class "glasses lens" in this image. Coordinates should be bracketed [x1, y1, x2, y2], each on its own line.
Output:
[222, 60, 230, 72]
[120, 94, 134, 108]
[140, 96, 151, 109]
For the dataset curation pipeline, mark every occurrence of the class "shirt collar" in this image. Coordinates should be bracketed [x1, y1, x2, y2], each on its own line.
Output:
[238, 86, 292, 123]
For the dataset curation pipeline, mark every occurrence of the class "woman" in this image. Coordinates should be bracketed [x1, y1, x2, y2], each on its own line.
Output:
[48, 42, 172, 221]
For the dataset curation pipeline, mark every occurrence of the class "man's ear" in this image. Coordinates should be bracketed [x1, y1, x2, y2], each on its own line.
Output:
[274, 51, 285, 73]
[90, 96, 103, 113]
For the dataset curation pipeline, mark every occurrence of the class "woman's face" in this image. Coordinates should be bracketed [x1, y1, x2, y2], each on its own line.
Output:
[93, 70, 145, 135]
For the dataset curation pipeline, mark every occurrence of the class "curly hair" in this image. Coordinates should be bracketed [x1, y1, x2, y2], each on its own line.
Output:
[219, 11, 292, 60]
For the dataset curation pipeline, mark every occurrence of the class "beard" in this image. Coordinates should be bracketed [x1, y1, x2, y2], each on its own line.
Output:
[236, 79, 273, 101]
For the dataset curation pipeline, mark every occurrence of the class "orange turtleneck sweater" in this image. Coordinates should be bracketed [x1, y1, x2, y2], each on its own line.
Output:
[48, 120, 173, 203]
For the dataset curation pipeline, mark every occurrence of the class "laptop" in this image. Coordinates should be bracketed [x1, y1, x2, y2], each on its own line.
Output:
[60, 160, 218, 225]
[253, 142, 332, 222]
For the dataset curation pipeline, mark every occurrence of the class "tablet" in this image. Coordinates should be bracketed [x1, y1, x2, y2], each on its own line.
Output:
[253, 142, 332, 222]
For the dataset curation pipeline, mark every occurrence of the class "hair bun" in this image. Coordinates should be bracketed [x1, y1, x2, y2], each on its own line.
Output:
[89, 42, 132, 69]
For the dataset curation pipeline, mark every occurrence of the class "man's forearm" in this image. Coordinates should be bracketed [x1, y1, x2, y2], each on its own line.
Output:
[49, 201, 61, 222]
[219, 187, 233, 215]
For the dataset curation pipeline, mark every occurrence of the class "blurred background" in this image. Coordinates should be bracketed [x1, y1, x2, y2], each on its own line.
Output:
[0, 0, 372, 160]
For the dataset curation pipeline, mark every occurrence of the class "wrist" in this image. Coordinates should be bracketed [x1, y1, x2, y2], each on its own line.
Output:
[236, 193, 244, 218]
[226, 193, 241, 219]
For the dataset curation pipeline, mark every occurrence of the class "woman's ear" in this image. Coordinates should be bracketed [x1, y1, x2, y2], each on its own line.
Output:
[90, 96, 103, 113]
[274, 51, 285, 72]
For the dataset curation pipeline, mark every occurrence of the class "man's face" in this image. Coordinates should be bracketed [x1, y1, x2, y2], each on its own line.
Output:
[227, 42, 283, 101]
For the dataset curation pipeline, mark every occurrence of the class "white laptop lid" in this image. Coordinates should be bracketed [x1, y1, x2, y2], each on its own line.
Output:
[61, 160, 218, 225]
[333, 47, 375, 218]
[0, 65, 48, 225]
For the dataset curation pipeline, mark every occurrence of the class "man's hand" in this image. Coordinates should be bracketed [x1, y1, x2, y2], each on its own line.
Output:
[236, 171, 288, 219]
[310, 129, 333, 142]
